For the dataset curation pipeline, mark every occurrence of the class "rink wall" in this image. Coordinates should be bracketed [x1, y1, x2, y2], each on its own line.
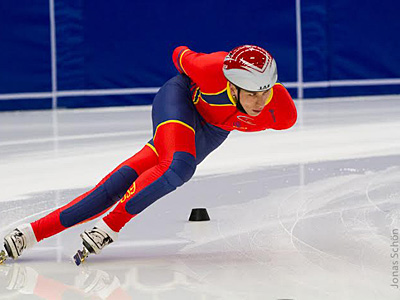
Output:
[0, 0, 399, 111]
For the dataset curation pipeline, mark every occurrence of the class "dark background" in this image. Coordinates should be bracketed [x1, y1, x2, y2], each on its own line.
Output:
[0, 0, 399, 110]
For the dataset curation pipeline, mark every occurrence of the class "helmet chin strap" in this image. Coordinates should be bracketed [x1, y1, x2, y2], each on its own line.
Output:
[234, 86, 248, 114]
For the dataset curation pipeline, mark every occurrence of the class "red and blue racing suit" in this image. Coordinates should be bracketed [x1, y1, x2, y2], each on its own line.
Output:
[31, 47, 297, 240]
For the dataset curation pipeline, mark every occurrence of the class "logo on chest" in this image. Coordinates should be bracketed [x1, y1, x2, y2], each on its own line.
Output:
[236, 115, 256, 126]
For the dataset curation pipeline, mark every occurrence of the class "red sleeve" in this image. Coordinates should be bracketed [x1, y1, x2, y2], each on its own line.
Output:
[269, 84, 297, 130]
[172, 46, 228, 92]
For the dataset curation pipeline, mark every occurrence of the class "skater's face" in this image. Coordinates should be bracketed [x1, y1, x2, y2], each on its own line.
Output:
[229, 83, 272, 116]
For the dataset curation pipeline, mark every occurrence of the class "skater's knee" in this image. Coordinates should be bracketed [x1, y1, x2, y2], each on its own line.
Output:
[104, 166, 138, 201]
[59, 166, 138, 228]
[164, 152, 196, 188]
[123, 152, 196, 215]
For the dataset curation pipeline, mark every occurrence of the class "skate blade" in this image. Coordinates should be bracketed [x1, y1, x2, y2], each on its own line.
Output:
[73, 247, 89, 266]
[0, 250, 8, 264]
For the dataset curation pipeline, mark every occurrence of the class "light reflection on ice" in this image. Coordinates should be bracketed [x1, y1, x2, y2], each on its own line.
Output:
[0, 96, 400, 299]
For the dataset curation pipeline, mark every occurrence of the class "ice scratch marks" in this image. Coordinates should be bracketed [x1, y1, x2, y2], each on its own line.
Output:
[365, 167, 400, 231]
[277, 165, 400, 271]
[277, 186, 344, 267]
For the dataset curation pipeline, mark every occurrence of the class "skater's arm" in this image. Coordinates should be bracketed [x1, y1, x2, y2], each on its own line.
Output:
[268, 84, 297, 130]
[172, 46, 227, 91]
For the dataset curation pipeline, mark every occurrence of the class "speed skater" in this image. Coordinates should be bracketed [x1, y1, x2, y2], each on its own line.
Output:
[2, 45, 297, 262]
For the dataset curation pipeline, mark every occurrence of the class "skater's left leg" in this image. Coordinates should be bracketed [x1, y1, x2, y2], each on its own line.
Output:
[96, 117, 231, 235]
[102, 121, 197, 232]
[78, 74, 229, 256]
[79, 120, 231, 256]
[79, 121, 197, 255]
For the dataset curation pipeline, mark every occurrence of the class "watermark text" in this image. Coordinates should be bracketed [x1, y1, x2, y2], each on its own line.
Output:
[391, 228, 399, 288]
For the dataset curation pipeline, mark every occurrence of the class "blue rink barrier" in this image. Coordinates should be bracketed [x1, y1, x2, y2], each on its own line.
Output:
[0, 0, 399, 111]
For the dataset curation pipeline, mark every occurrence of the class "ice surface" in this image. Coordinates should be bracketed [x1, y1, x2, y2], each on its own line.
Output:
[0, 96, 399, 299]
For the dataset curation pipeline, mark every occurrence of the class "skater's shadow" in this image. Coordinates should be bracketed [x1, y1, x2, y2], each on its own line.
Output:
[0, 258, 213, 299]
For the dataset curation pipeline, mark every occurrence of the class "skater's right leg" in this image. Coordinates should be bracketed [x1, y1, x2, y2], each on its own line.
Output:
[3, 143, 159, 260]
[31, 143, 159, 242]
[3, 224, 37, 260]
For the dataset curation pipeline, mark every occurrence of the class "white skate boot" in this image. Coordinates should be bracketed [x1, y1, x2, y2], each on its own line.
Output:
[2, 224, 37, 263]
[73, 220, 118, 266]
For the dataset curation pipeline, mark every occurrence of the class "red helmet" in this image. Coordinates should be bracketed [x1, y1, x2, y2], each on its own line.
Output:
[223, 45, 277, 92]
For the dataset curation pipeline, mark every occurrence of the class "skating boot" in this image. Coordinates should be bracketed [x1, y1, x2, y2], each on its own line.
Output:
[2, 224, 37, 263]
[73, 220, 118, 266]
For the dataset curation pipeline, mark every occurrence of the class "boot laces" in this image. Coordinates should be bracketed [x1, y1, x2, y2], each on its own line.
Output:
[89, 228, 112, 249]
[12, 230, 26, 252]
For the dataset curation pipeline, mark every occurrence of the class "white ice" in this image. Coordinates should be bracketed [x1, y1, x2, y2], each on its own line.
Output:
[0, 95, 400, 299]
